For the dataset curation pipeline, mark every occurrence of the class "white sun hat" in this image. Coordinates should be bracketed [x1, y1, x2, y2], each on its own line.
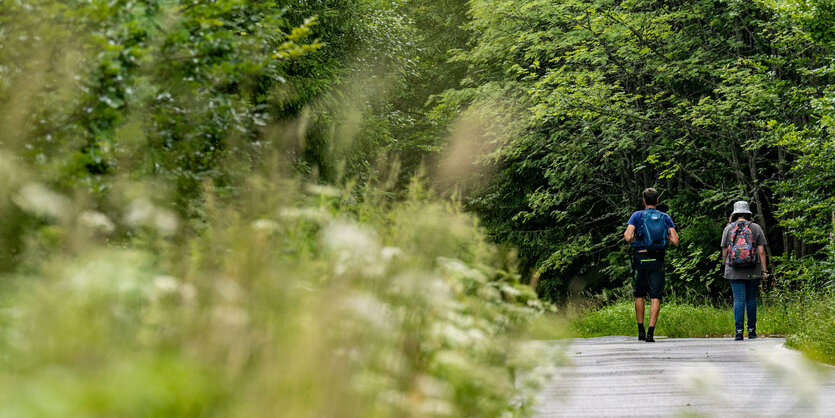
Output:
[731, 201, 752, 215]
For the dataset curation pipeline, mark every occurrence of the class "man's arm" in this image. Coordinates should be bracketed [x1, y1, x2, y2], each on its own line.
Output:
[668, 228, 679, 246]
[624, 225, 636, 242]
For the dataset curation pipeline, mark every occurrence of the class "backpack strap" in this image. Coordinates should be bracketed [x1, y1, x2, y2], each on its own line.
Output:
[729, 225, 740, 247]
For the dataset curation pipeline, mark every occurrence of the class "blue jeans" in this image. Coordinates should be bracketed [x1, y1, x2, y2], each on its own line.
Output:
[729, 279, 759, 331]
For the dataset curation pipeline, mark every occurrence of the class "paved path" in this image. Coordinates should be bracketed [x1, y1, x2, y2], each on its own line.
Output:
[535, 336, 835, 417]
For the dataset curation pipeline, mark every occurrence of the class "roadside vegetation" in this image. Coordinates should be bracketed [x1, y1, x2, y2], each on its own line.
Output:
[0, 172, 563, 415]
[0, 1, 560, 415]
[569, 289, 835, 364]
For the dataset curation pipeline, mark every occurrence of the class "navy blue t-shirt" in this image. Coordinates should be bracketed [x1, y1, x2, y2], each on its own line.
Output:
[627, 210, 675, 250]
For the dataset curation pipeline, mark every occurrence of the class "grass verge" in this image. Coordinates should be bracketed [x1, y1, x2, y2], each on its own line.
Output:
[568, 291, 835, 365]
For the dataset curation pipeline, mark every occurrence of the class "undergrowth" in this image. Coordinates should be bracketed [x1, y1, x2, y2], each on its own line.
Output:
[0, 175, 565, 416]
[568, 291, 835, 365]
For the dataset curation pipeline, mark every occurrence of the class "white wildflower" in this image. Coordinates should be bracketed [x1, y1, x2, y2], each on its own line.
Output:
[388, 273, 426, 297]
[381, 246, 404, 261]
[64, 251, 151, 297]
[339, 292, 391, 329]
[323, 220, 383, 276]
[153, 208, 179, 235]
[147, 275, 182, 304]
[124, 197, 155, 225]
[434, 350, 473, 373]
[124, 198, 179, 235]
[251, 218, 280, 232]
[501, 284, 522, 297]
[323, 221, 379, 254]
[437, 257, 487, 283]
[432, 323, 472, 347]
[304, 183, 342, 197]
[426, 277, 461, 309]
[526, 298, 544, 309]
[78, 210, 115, 234]
[278, 207, 327, 222]
[477, 285, 502, 301]
[467, 328, 487, 346]
[152, 275, 179, 293]
[12, 182, 71, 221]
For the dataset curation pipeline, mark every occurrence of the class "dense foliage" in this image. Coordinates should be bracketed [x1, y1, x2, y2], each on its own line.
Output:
[0, 0, 561, 415]
[438, 0, 835, 301]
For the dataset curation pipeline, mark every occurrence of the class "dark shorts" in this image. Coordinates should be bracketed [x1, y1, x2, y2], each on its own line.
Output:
[633, 252, 665, 300]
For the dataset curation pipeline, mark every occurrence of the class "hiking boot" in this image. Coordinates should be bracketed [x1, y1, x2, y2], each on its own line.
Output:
[645, 335, 655, 343]
[638, 331, 646, 341]
[748, 329, 758, 339]
[734, 331, 744, 341]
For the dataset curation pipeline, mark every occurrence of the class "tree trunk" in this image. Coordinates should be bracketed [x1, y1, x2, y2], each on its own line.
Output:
[793, 236, 802, 258]
[729, 138, 748, 194]
[747, 149, 773, 260]
[777, 146, 789, 256]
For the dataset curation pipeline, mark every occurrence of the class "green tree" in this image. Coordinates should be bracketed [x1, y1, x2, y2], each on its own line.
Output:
[440, 0, 835, 299]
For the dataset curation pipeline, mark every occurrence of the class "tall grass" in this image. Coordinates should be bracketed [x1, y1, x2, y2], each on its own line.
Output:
[569, 291, 835, 365]
[571, 300, 791, 338]
[0, 173, 563, 416]
[782, 292, 835, 364]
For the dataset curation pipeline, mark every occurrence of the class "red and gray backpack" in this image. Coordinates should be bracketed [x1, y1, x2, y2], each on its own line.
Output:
[726, 220, 757, 268]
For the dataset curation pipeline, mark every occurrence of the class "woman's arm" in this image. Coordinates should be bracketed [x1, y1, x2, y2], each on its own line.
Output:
[758, 245, 767, 273]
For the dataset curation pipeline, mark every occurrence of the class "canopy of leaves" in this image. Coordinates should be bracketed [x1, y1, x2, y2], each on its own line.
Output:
[439, 0, 835, 299]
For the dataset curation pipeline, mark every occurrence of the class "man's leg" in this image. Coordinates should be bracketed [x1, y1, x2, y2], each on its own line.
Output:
[635, 297, 645, 323]
[645, 259, 665, 342]
[648, 298, 661, 326]
[633, 255, 648, 340]
[635, 298, 646, 340]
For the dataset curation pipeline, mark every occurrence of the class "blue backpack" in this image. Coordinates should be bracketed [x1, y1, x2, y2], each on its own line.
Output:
[641, 209, 668, 251]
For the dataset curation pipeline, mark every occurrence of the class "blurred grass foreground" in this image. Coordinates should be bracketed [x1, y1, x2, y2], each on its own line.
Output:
[0, 181, 558, 416]
[0, 1, 560, 416]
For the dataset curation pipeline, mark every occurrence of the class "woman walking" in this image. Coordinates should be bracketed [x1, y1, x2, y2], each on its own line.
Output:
[721, 201, 769, 341]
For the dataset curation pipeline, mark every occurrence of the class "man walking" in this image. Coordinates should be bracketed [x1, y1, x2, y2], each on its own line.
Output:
[623, 188, 679, 342]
